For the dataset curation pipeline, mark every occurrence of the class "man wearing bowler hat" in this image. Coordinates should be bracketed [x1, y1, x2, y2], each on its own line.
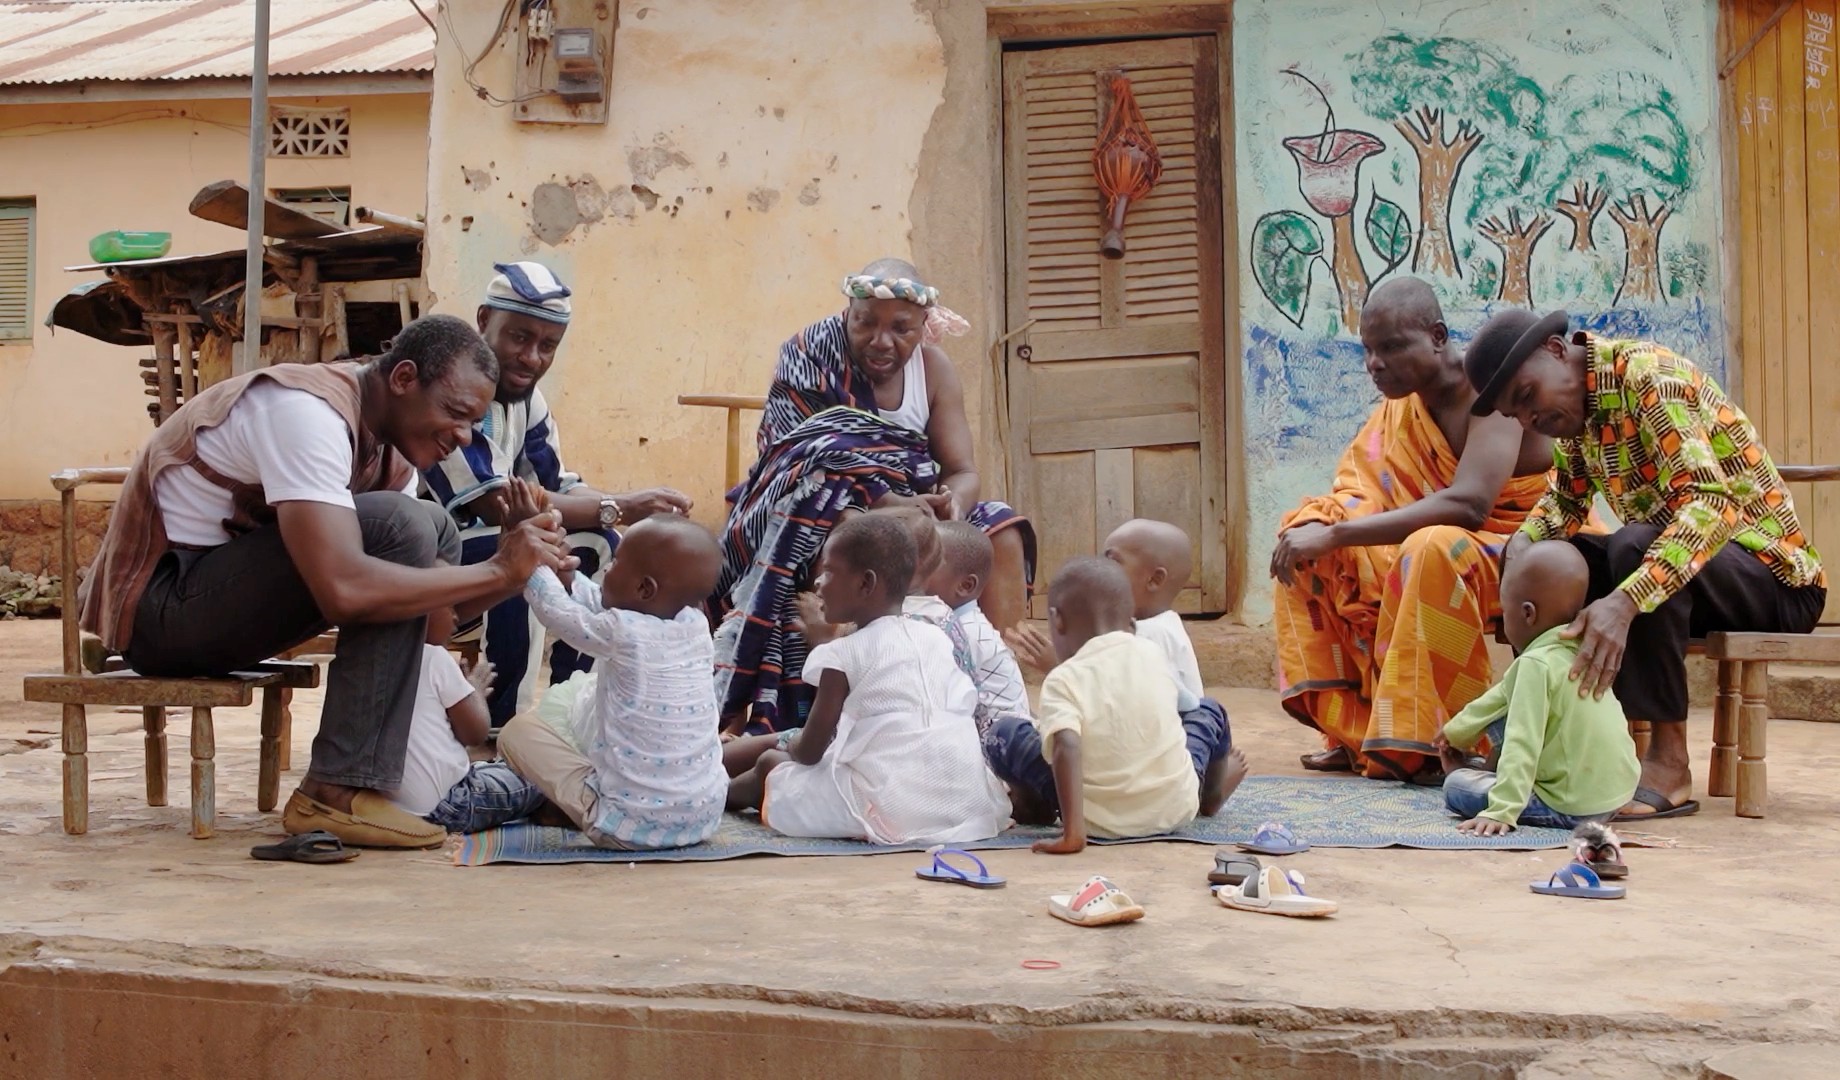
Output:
[1465, 309, 1827, 819]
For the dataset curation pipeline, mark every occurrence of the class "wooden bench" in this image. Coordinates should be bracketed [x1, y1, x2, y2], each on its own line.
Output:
[677, 394, 767, 491]
[20, 467, 322, 838]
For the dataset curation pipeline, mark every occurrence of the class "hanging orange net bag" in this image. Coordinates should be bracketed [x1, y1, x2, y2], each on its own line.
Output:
[1093, 73, 1163, 260]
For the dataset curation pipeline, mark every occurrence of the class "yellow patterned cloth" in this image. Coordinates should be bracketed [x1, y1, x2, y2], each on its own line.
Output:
[1520, 333, 1826, 612]
[1274, 395, 1548, 780]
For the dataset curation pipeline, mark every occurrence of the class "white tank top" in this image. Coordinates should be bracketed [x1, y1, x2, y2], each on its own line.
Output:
[877, 347, 931, 433]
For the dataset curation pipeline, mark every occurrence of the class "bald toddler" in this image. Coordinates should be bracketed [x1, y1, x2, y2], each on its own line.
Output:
[1437, 541, 1640, 834]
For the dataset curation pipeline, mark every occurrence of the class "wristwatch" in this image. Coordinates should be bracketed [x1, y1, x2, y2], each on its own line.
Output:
[597, 498, 622, 529]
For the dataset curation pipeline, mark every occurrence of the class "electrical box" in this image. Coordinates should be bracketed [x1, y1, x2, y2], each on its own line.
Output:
[514, 0, 617, 125]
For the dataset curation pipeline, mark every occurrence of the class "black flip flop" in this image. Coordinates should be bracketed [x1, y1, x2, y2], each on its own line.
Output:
[1612, 787, 1700, 822]
[250, 831, 359, 864]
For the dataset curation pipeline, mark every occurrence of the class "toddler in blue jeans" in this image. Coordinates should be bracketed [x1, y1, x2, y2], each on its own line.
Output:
[1436, 542, 1639, 833]
[385, 592, 548, 834]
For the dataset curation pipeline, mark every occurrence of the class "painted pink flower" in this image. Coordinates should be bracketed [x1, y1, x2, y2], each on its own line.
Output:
[1284, 130, 1385, 218]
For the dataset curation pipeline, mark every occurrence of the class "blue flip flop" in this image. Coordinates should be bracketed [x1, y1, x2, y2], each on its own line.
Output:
[1237, 821, 1310, 856]
[916, 846, 1006, 889]
[1530, 861, 1626, 900]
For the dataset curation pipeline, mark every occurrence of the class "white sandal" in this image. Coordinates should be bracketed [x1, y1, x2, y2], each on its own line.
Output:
[1214, 866, 1338, 918]
[1048, 874, 1145, 927]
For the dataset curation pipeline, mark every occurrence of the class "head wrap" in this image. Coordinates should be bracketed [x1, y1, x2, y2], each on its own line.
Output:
[840, 273, 971, 344]
[483, 261, 572, 324]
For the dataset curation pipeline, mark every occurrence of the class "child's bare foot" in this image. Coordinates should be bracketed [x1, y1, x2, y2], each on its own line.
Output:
[1201, 746, 1249, 816]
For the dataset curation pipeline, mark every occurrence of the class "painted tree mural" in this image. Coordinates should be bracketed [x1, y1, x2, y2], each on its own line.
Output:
[1347, 36, 1544, 280]
[1252, 31, 1698, 330]
[1553, 71, 1693, 304]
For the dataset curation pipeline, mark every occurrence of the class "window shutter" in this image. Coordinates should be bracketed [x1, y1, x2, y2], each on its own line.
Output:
[0, 204, 30, 342]
[1014, 59, 1201, 332]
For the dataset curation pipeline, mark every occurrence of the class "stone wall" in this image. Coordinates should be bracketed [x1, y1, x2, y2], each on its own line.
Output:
[0, 499, 109, 577]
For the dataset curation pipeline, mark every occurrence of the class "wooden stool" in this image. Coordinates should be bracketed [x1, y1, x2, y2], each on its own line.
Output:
[21, 468, 323, 837]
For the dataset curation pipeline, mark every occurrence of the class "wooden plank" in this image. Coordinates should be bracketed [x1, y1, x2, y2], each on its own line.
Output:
[1803, 0, 1840, 621]
[1032, 411, 1201, 455]
[1003, 48, 1043, 552]
[1025, 322, 1201, 361]
[1757, 10, 1789, 461]
[1736, 0, 1766, 424]
[1780, 4, 1814, 484]
[22, 672, 261, 708]
[1093, 448, 1136, 548]
[1705, 629, 1840, 661]
[1132, 444, 1204, 586]
[187, 179, 342, 239]
[1031, 451, 1098, 604]
[1029, 354, 1198, 420]
[1191, 32, 1232, 613]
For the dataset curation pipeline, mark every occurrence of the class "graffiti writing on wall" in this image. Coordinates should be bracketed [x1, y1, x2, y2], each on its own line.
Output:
[1251, 34, 1696, 333]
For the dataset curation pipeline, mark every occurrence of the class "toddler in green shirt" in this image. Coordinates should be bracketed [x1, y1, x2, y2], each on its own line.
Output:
[1435, 541, 1640, 834]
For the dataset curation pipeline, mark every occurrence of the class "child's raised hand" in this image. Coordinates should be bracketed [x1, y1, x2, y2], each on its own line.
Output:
[792, 592, 851, 645]
[465, 656, 497, 696]
[1456, 816, 1513, 836]
[1003, 624, 1058, 675]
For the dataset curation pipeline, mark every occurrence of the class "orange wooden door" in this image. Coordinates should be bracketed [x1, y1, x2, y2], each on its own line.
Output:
[1727, 0, 1840, 619]
[1001, 36, 1233, 614]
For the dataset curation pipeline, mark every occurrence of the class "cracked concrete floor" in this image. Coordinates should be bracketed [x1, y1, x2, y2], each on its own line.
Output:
[2, 620, 1838, 1077]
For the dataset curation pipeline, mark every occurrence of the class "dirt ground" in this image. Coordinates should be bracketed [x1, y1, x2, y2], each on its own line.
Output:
[1, 618, 1838, 1077]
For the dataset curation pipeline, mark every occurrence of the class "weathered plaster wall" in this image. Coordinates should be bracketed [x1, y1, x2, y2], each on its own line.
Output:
[424, 1, 952, 518]
[1233, 0, 1723, 620]
[0, 92, 431, 502]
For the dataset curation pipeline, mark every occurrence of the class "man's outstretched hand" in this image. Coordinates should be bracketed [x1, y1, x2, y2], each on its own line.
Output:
[494, 509, 577, 584]
[616, 487, 694, 521]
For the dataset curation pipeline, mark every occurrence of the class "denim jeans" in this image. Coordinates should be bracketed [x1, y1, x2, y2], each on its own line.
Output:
[1442, 720, 1611, 830]
[424, 761, 549, 833]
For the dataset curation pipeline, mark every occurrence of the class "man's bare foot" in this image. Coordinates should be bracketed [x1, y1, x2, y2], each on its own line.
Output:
[296, 778, 360, 814]
[1299, 746, 1352, 772]
[1616, 722, 1694, 818]
[1201, 746, 1250, 815]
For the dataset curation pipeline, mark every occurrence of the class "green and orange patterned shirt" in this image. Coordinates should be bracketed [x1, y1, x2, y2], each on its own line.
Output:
[1519, 333, 1826, 613]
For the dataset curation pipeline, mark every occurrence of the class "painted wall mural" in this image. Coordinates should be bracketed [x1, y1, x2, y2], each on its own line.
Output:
[1233, 0, 1723, 621]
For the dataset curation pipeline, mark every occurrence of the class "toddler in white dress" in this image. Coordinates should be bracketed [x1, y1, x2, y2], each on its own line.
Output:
[726, 512, 1009, 845]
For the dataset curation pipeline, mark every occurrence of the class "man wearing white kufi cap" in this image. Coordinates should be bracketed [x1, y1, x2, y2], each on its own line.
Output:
[423, 261, 692, 727]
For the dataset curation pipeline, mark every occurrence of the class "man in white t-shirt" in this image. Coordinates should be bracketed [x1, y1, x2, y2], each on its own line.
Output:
[85, 315, 575, 848]
[423, 262, 693, 727]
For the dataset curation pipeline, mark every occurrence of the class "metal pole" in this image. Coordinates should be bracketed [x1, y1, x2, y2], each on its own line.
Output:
[238, 0, 272, 375]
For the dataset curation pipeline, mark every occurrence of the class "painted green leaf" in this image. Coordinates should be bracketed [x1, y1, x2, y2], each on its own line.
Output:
[1365, 192, 1412, 272]
[1251, 210, 1324, 328]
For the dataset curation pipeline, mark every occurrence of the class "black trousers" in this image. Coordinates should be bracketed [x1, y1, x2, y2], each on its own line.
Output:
[1570, 524, 1826, 723]
[127, 492, 461, 789]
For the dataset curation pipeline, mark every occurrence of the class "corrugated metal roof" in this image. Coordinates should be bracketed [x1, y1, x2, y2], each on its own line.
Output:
[0, 0, 435, 86]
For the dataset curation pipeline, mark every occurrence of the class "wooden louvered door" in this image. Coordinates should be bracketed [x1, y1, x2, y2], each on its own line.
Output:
[1002, 36, 1230, 614]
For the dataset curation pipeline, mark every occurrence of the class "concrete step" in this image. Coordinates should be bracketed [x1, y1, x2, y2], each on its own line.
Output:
[1187, 619, 1840, 723]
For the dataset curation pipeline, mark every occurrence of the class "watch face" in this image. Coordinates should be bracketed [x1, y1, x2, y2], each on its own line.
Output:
[599, 501, 618, 526]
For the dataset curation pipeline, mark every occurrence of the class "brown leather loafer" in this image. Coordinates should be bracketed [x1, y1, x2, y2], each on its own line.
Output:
[282, 790, 445, 849]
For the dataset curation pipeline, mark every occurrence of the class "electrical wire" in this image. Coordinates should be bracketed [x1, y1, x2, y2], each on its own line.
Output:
[431, 0, 549, 108]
